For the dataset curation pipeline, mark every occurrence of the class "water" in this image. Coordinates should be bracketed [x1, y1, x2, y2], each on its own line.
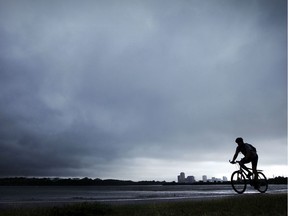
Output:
[0, 184, 286, 207]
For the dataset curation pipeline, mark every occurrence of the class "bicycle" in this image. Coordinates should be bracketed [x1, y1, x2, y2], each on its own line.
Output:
[229, 160, 268, 194]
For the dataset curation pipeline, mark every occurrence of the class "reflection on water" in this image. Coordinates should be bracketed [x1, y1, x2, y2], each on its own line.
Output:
[0, 184, 286, 204]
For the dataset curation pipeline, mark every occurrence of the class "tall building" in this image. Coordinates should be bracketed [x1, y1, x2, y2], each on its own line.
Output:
[202, 175, 207, 182]
[178, 172, 186, 183]
[223, 176, 228, 182]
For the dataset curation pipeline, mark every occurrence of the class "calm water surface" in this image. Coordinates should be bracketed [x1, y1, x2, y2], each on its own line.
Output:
[0, 184, 286, 206]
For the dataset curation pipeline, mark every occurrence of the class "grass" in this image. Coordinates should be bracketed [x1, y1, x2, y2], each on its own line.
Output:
[0, 194, 286, 216]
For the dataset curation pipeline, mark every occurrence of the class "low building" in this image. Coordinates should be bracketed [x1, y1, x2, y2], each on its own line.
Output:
[186, 176, 196, 183]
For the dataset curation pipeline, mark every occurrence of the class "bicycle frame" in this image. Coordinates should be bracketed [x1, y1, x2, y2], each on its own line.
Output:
[235, 161, 252, 175]
[233, 162, 255, 185]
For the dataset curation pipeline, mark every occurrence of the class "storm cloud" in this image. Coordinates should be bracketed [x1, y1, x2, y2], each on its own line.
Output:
[0, 0, 286, 180]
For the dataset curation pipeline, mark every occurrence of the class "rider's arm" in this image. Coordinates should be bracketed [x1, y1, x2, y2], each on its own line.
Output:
[232, 147, 240, 162]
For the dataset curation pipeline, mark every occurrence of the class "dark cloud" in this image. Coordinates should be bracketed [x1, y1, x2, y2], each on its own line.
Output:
[0, 0, 286, 180]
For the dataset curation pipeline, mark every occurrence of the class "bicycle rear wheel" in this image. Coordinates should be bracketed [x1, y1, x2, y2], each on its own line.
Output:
[231, 171, 246, 194]
[256, 172, 268, 193]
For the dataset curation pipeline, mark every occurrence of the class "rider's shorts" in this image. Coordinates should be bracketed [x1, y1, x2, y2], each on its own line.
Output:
[241, 154, 258, 168]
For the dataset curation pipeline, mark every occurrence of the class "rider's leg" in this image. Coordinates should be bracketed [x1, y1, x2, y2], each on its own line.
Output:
[252, 155, 258, 180]
[251, 155, 259, 189]
[239, 158, 252, 175]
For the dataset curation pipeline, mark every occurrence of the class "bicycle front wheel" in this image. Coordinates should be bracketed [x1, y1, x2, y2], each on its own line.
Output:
[231, 171, 246, 194]
[256, 172, 268, 193]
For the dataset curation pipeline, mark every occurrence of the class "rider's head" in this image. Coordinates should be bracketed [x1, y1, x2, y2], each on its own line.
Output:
[235, 137, 244, 145]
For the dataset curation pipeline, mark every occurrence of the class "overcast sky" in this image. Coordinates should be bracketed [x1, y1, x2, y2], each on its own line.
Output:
[0, 0, 286, 181]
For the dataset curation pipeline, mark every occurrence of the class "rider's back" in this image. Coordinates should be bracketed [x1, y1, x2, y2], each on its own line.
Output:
[238, 143, 257, 156]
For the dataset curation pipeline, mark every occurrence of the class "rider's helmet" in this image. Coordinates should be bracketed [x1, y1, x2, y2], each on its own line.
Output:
[235, 137, 243, 143]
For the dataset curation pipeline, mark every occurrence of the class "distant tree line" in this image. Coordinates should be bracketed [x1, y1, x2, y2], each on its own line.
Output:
[0, 176, 286, 186]
[0, 177, 166, 186]
[267, 176, 287, 184]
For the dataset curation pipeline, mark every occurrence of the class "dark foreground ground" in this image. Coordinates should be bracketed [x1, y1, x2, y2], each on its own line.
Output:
[0, 193, 286, 216]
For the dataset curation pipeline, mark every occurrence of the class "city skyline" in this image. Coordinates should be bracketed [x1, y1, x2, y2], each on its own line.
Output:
[177, 172, 228, 183]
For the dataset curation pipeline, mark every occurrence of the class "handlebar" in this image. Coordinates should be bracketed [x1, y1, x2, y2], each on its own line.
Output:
[229, 160, 239, 164]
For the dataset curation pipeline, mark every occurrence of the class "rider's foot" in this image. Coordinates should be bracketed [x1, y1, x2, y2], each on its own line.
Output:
[253, 179, 260, 189]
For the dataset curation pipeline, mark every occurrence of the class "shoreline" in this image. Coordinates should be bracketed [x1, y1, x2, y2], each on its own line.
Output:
[0, 184, 286, 210]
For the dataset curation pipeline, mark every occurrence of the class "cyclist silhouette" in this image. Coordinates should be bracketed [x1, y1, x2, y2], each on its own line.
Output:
[230, 137, 259, 187]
